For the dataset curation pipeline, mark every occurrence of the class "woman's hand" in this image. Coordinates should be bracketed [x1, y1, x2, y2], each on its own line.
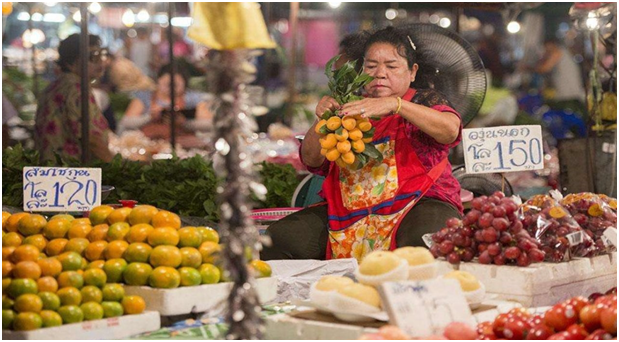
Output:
[315, 96, 340, 119]
[340, 97, 398, 119]
[150, 103, 163, 121]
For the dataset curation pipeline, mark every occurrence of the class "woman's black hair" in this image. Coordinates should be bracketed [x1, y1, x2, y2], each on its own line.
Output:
[157, 63, 190, 86]
[364, 26, 417, 68]
[339, 31, 371, 71]
[56, 33, 102, 72]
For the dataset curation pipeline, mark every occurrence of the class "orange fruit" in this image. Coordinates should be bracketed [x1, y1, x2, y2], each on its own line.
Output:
[18, 214, 47, 236]
[149, 245, 182, 267]
[199, 242, 222, 264]
[45, 238, 68, 256]
[86, 260, 105, 270]
[198, 264, 221, 284]
[88, 205, 114, 225]
[149, 266, 181, 288]
[3, 309, 15, 329]
[22, 234, 48, 252]
[106, 207, 132, 225]
[3, 278, 11, 292]
[101, 283, 125, 302]
[50, 214, 74, 222]
[320, 148, 328, 156]
[178, 267, 202, 287]
[81, 302, 104, 321]
[198, 227, 219, 244]
[87, 224, 109, 242]
[57, 305, 83, 323]
[151, 211, 181, 230]
[148, 227, 180, 246]
[7, 278, 38, 299]
[102, 259, 127, 283]
[57, 271, 84, 289]
[40, 310, 62, 327]
[107, 222, 131, 241]
[2, 246, 16, 260]
[6, 213, 30, 233]
[71, 218, 91, 226]
[123, 262, 152, 286]
[2, 260, 14, 278]
[180, 247, 202, 268]
[351, 140, 365, 153]
[64, 238, 90, 256]
[121, 295, 145, 315]
[37, 258, 62, 277]
[38, 292, 61, 311]
[335, 128, 350, 142]
[362, 137, 373, 143]
[104, 240, 129, 260]
[335, 158, 348, 169]
[13, 261, 42, 280]
[249, 260, 272, 278]
[14, 293, 43, 313]
[80, 257, 88, 270]
[13, 312, 43, 331]
[342, 116, 357, 131]
[80, 285, 103, 303]
[12, 244, 40, 263]
[84, 240, 108, 261]
[3, 295, 14, 309]
[349, 128, 363, 141]
[325, 148, 341, 162]
[341, 151, 356, 165]
[57, 251, 83, 271]
[125, 224, 154, 243]
[101, 301, 123, 318]
[358, 121, 372, 132]
[178, 227, 202, 248]
[2, 211, 11, 230]
[128, 205, 159, 225]
[68, 224, 92, 239]
[42, 218, 71, 239]
[336, 140, 352, 154]
[57, 287, 82, 306]
[3, 232, 23, 247]
[320, 133, 338, 149]
[123, 243, 152, 263]
[36, 276, 58, 293]
[326, 116, 342, 131]
[83, 268, 107, 287]
[314, 119, 327, 133]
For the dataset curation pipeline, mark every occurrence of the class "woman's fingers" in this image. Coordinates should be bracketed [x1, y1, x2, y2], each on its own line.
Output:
[315, 96, 341, 118]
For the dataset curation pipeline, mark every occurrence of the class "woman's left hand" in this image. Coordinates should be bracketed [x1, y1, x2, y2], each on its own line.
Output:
[340, 97, 398, 119]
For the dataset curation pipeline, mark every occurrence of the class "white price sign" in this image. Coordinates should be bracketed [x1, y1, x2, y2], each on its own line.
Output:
[379, 279, 475, 337]
[23, 167, 102, 212]
[463, 125, 544, 174]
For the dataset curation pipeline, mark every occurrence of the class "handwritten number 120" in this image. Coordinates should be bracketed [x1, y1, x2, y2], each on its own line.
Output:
[51, 180, 97, 207]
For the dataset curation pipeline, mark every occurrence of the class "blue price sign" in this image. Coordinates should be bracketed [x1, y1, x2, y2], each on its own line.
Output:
[462, 125, 544, 174]
[22, 167, 102, 212]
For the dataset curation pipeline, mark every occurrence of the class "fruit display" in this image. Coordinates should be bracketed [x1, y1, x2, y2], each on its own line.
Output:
[560, 192, 618, 253]
[316, 55, 381, 169]
[355, 250, 418, 286]
[431, 192, 546, 267]
[393, 246, 438, 280]
[522, 195, 598, 262]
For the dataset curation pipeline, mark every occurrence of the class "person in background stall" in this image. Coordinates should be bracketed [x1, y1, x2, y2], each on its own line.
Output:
[262, 27, 463, 262]
[126, 27, 154, 78]
[34, 33, 114, 163]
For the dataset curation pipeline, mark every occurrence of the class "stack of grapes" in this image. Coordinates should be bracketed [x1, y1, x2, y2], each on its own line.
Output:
[431, 192, 546, 266]
[560, 192, 617, 253]
[522, 195, 597, 262]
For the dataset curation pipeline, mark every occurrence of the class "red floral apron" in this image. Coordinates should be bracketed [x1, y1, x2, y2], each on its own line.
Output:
[323, 89, 448, 261]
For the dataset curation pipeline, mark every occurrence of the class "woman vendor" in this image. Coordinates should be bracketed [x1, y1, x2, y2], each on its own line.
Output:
[262, 27, 463, 262]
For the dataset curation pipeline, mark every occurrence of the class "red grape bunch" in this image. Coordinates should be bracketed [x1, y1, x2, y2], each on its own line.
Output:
[431, 192, 545, 266]
[561, 193, 617, 253]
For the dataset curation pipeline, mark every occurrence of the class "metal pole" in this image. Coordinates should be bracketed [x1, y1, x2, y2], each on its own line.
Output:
[168, 3, 176, 149]
[28, 5, 39, 98]
[80, 3, 90, 164]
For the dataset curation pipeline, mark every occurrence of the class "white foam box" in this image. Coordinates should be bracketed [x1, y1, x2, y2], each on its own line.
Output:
[2, 311, 160, 340]
[124, 277, 278, 316]
[264, 313, 378, 340]
[458, 252, 617, 307]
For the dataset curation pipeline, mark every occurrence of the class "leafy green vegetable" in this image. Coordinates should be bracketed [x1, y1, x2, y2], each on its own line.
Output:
[325, 55, 374, 106]
[252, 162, 301, 209]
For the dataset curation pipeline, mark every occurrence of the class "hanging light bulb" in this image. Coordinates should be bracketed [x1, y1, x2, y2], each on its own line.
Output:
[88, 2, 101, 14]
[122, 9, 135, 28]
[507, 21, 521, 34]
[385, 8, 397, 20]
[137, 9, 150, 22]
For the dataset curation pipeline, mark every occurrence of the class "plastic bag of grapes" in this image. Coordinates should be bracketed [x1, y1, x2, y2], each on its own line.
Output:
[521, 195, 598, 262]
[559, 192, 617, 254]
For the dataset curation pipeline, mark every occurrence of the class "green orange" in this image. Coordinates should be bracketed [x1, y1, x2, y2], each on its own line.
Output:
[3, 309, 15, 329]
[125, 224, 154, 243]
[198, 241, 221, 264]
[81, 302, 104, 321]
[40, 310, 63, 327]
[81, 285, 103, 303]
[198, 264, 221, 284]
[17, 214, 47, 236]
[107, 222, 131, 241]
[43, 218, 71, 239]
[11, 244, 40, 263]
[22, 234, 48, 252]
[57, 271, 84, 289]
[249, 260, 272, 278]
[121, 295, 146, 315]
[178, 227, 202, 248]
[123, 262, 153, 286]
[149, 245, 182, 268]
[149, 266, 181, 289]
[64, 238, 90, 256]
[88, 205, 114, 225]
[102, 258, 127, 283]
[2, 232, 23, 247]
[104, 240, 129, 260]
[179, 267, 202, 287]
[106, 207, 132, 225]
[57, 286, 82, 306]
[37, 257, 63, 277]
[180, 247, 202, 268]
[38, 292, 61, 311]
[86, 260, 105, 270]
[83, 268, 107, 287]
[57, 251, 83, 271]
[101, 301, 123, 318]
[84, 240, 108, 261]
[57, 305, 84, 324]
[101, 283, 125, 302]
[197, 227, 219, 244]
[127, 205, 159, 225]
[123, 243, 152, 263]
[151, 211, 181, 229]
[13, 293, 43, 313]
[45, 238, 68, 256]
[147, 227, 180, 246]
[7, 278, 38, 299]
[37, 276, 59, 293]
[13, 312, 43, 331]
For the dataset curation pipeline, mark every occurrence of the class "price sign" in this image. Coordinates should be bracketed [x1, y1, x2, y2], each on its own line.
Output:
[23, 167, 102, 212]
[463, 125, 544, 174]
[379, 278, 475, 337]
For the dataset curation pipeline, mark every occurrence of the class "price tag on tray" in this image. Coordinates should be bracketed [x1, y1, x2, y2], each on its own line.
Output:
[379, 278, 475, 337]
[462, 125, 544, 174]
[23, 167, 102, 212]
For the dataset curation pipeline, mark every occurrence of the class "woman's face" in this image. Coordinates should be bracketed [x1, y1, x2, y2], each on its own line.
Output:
[158, 73, 186, 97]
[363, 42, 418, 98]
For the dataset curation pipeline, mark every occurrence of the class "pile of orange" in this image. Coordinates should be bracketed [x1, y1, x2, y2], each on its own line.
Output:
[2, 211, 146, 331]
[315, 114, 376, 169]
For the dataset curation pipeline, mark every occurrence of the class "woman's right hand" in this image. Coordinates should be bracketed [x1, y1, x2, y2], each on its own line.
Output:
[315, 96, 340, 119]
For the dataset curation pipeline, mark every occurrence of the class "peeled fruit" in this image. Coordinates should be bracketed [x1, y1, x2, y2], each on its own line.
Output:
[349, 128, 363, 141]
[325, 148, 341, 162]
[351, 140, 365, 153]
[394, 247, 435, 266]
[315, 120, 327, 134]
[341, 151, 356, 165]
[358, 251, 402, 276]
[314, 276, 354, 291]
[336, 140, 351, 154]
[443, 271, 481, 292]
[336, 283, 381, 308]
[342, 116, 357, 131]
[320, 134, 338, 150]
[326, 116, 342, 131]
[335, 129, 349, 142]
[358, 121, 372, 132]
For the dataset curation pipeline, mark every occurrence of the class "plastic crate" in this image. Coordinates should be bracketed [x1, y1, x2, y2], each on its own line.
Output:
[251, 208, 302, 223]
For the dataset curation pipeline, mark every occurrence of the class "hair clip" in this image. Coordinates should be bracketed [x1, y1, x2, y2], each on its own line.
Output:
[407, 35, 417, 51]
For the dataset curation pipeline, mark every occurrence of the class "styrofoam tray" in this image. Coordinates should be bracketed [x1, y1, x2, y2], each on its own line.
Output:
[2, 311, 160, 340]
[264, 312, 379, 340]
[124, 277, 278, 316]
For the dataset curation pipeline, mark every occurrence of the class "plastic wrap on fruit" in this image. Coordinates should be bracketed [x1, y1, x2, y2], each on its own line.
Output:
[560, 192, 618, 253]
[521, 195, 598, 262]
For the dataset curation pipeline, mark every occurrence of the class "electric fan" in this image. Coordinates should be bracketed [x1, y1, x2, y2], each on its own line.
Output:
[400, 24, 487, 126]
[452, 165, 514, 197]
